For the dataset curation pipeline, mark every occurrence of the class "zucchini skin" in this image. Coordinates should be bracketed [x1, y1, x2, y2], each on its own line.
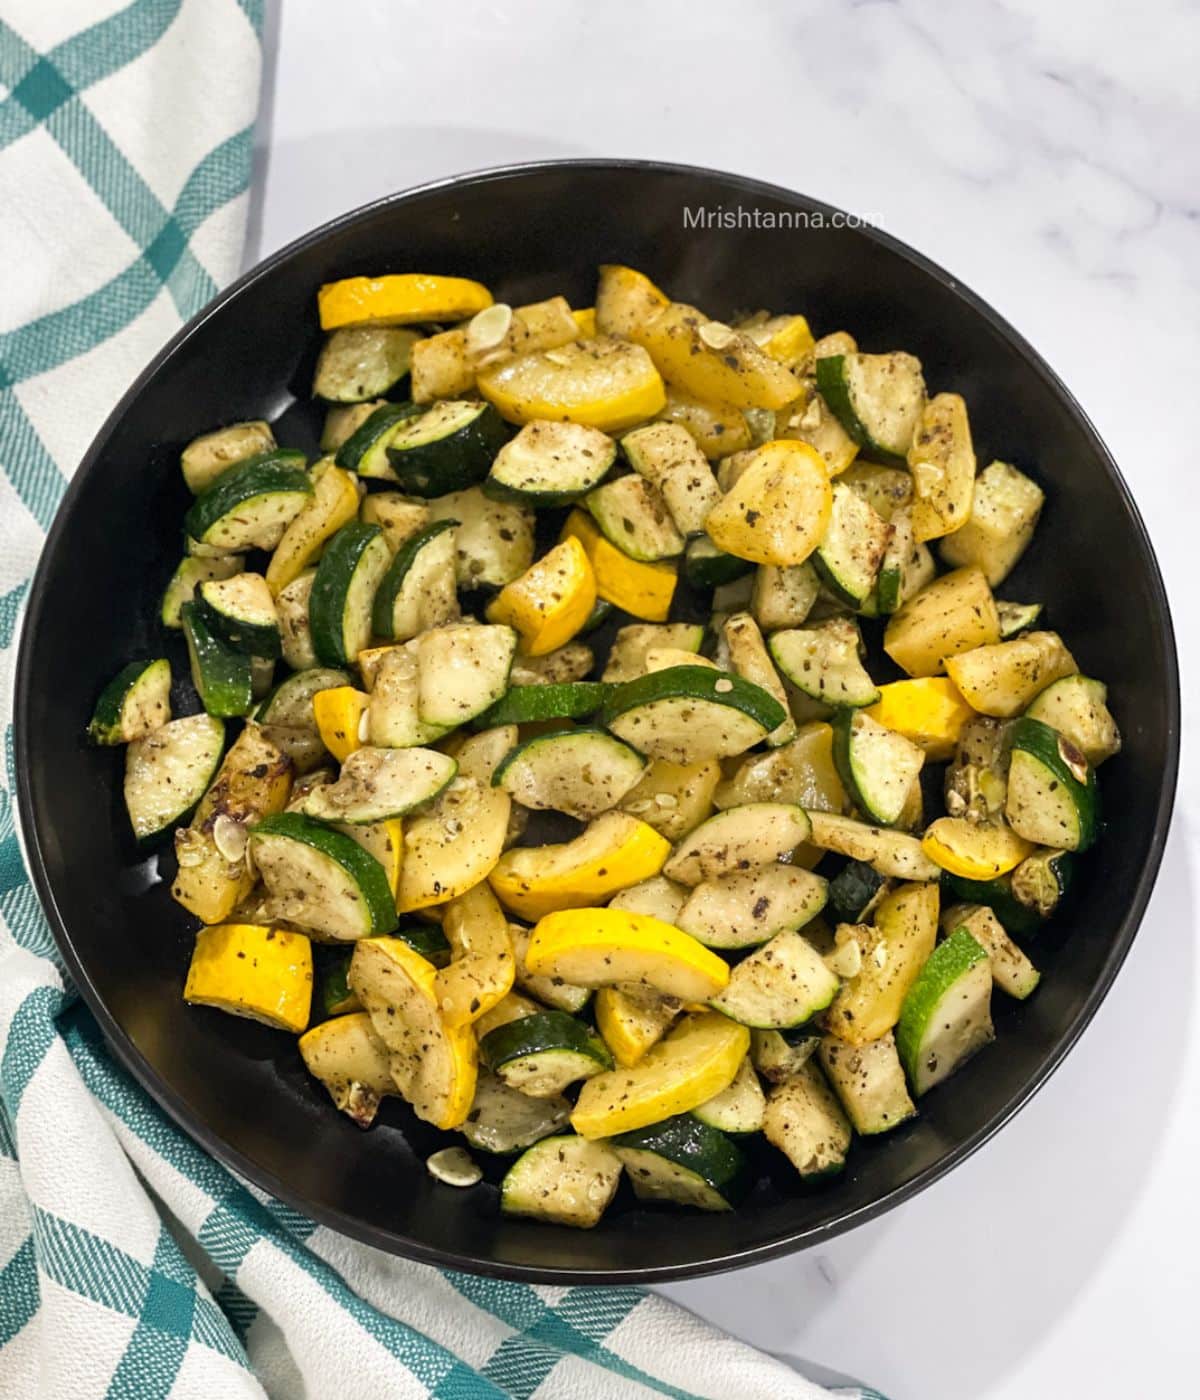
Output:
[371, 518, 457, 638]
[180, 603, 254, 718]
[1009, 716, 1101, 852]
[599, 664, 786, 734]
[941, 869, 1054, 939]
[88, 659, 169, 744]
[334, 401, 423, 475]
[828, 859, 887, 923]
[308, 521, 386, 667]
[386, 403, 509, 497]
[684, 539, 755, 590]
[474, 682, 612, 728]
[814, 355, 907, 465]
[183, 450, 311, 543]
[479, 1011, 612, 1074]
[611, 1113, 749, 1206]
[392, 922, 452, 968]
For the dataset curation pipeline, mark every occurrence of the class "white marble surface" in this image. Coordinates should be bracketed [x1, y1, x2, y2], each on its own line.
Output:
[252, 3, 1199, 1395]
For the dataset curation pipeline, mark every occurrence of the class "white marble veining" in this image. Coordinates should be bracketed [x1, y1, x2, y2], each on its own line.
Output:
[253, 3, 1199, 1395]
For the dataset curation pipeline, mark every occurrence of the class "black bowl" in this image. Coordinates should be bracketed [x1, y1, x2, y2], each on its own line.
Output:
[15, 161, 1180, 1282]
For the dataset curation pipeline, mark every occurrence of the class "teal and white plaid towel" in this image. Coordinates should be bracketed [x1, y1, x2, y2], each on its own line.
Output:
[0, 6, 880, 1398]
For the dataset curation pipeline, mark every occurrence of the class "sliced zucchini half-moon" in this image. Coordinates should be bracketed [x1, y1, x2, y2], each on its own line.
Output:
[297, 746, 457, 824]
[768, 618, 880, 708]
[493, 727, 646, 821]
[384, 399, 508, 497]
[370, 519, 459, 642]
[612, 1113, 749, 1211]
[500, 1135, 623, 1228]
[814, 351, 926, 461]
[485, 419, 616, 505]
[312, 325, 417, 403]
[195, 572, 281, 658]
[663, 803, 812, 886]
[123, 713, 225, 843]
[309, 521, 393, 668]
[459, 1071, 571, 1155]
[691, 1057, 765, 1135]
[709, 929, 840, 1029]
[676, 864, 828, 950]
[184, 450, 312, 554]
[88, 658, 171, 745]
[479, 1010, 613, 1098]
[832, 708, 925, 828]
[1005, 716, 1099, 852]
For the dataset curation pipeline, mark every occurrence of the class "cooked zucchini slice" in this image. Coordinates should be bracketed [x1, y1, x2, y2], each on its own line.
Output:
[480, 1010, 612, 1097]
[370, 519, 459, 642]
[938, 460, 1044, 586]
[906, 392, 976, 542]
[676, 865, 828, 950]
[181, 420, 276, 495]
[485, 419, 616, 504]
[318, 949, 359, 1016]
[749, 562, 819, 632]
[181, 603, 253, 718]
[601, 665, 785, 764]
[763, 1061, 851, 1180]
[255, 666, 352, 729]
[1005, 716, 1099, 851]
[1025, 674, 1120, 766]
[751, 1026, 821, 1084]
[509, 641, 595, 686]
[366, 642, 448, 749]
[313, 325, 417, 402]
[381, 400, 508, 497]
[815, 352, 926, 460]
[89, 658, 171, 745]
[307, 521, 391, 667]
[720, 612, 795, 747]
[826, 881, 939, 1045]
[460, 1071, 571, 1155]
[997, 600, 1044, 639]
[620, 421, 723, 535]
[184, 450, 312, 554]
[601, 623, 705, 683]
[769, 618, 880, 708]
[493, 727, 645, 821]
[692, 1057, 765, 1135]
[828, 860, 889, 924]
[416, 623, 517, 728]
[813, 481, 891, 607]
[612, 1114, 748, 1211]
[607, 875, 688, 925]
[896, 928, 994, 1094]
[425, 487, 533, 589]
[585, 473, 685, 562]
[832, 708, 925, 828]
[334, 401, 424, 478]
[619, 757, 722, 842]
[941, 902, 1040, 999]
[713, 721, 845, 814]
[298, 1011, 394, 1127]
[348, 936, 477, 1130]
[870, 507, 935, 616]
[276, 570, 317, 670]
[709, 929, 840, 1029]
[664, 803, 811, 887]
[806, 811, 939, 881]
[819, 1031, 915, 1135]
[685, 536, 755, 589]
[500, 1135, 623, 1228]
[161, 554, 245, 628]
[195, 572, 280, 658]
[249, 811, 398, 940]
[298, 746, 456, 823]
[123, 713, 225, 843]
[945, 632, 1077, 719]
[475, 681, 611, 728]
[184, 923, 312, 1033]
[883, 566, 1001, 678]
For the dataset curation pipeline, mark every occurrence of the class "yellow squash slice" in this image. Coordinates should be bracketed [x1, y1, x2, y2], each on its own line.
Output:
[704, 440, 832, 566]
[318, 273, 493, 330]
[866, 677, 975, 762]
[396, 776, 511, 912]
[921, 817, 1033, 880]
[561, 510, 676, 621]
[594, 987, 680, 1068]
[349, 937, 477, 1129]
[265, 464, 361, 595]
[525, 907, 730, 1002]
[184, 923, 312, 1033]
[312, 686, 368, 764]
[477, 337, 666, 433]
[298, 1011, 395, 1127]
[435, 883, 516, 1027]
[486, 535, 596, 656]
[656, 389, 753, 459]
[571, 1011, 748, 1138]
[944, 632, 1078, 719]
[883, 567, 1001, 678]
[488, 811, 671, 920]
[594, 264, 670, 338]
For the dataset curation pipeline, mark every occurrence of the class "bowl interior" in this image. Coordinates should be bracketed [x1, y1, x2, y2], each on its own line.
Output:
[16, 162, 1178, 1281]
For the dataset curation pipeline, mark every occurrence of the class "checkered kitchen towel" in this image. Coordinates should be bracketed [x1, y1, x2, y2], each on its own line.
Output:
[0, 5, 883, 1397]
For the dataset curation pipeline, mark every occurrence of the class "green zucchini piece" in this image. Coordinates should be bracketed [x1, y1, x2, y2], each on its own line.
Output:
[392, 922, 452, 968]
[612, 1114, 749, 1210]
[195, 572, 281, 658]
[664, 802, 812, 885]
[416, 623, 517, 728]
[500, 1135, 622, 1227]
[320, 951, 359, 1016]
[819, 1032, 915, 1135]
[676, 865, 828, 950]
[1009, 847, 1074, 918]
[385, 400, 508, 496]
[763, 1060, 851, 1179]
[600, 665, 786, 764]
[806, 811, 940, 881]
[832, 708, 925, 828]
[997, 600, 1044, 639]
[940, 902, 1040, 999]
[1025, 675, 1120, 765]
[940, 870, 1042, 939]
[585, 475, 685, 562]
[815, 352, 926, 461]
[313, 326, 417, 403]
[579, 597, 616, 634]
[248, 811, 399, 939]
[828, 860, 889, 923]
[601, 623, 705, 683]
[751, 562, 820, 632]
[334, 401, 423, 478]
[813, 481, 890, 607]
[1005, 716, 1099, 852]
[180, 420, 275, 494]
[161, 554, 245, 628]
[88, 659, 171, 745]
[298, 747, 458, 823]
[309, 521, 392, 667]
[479, 1011, 612, 1097]
[181, 603, 254, 718]
[425, 487, 534, 589]
[371, 519, 459, 642]
[870, 507, 935, 616]
[493, 728, 645, 821]
[183, 450, 312, 554]
[254, 667, 353, 728]
[691, 1058, 765, 1135]
[685, 536, 755, 590]
[710, 929, 840, 1029]
[769, 619, 880, 708]
[485, 419, 616, 504]
[896, 928, 994, 1095]
[750, 1026, 821, 1084]
[473, 681, 612, 728]
[123, 713, 225, 844]
[460, 1072, 571, 1155]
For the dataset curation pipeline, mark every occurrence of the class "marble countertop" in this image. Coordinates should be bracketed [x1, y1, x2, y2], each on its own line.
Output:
[252, 3, 1198, 1394]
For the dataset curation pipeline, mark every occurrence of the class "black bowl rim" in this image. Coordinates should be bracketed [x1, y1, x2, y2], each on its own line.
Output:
[14, 158, 1182, 1284]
